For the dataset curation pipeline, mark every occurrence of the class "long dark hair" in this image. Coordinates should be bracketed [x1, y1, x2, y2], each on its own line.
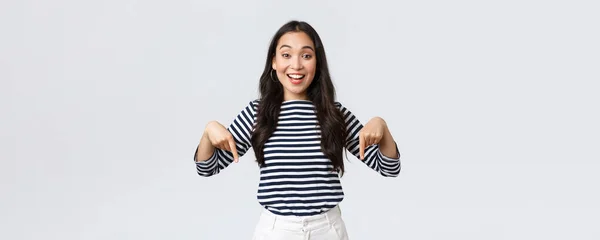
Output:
[251, 20, 348, 175]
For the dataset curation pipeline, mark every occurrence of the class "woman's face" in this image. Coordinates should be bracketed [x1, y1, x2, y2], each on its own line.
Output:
[272, 31, 317, 101]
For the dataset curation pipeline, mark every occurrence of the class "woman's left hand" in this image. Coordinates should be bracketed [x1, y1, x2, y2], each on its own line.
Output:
[358, 117, 388, 160]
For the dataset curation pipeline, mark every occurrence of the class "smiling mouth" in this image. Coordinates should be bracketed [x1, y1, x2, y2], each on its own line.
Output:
[286, 74, 305, 80]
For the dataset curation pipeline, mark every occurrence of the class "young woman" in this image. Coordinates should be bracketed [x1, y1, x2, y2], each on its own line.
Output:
[194, 20, 401, 240]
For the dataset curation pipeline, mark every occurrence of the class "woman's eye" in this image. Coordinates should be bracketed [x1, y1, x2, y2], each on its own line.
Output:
[302, 54, 312, 59]
[282, 53, 290, 58]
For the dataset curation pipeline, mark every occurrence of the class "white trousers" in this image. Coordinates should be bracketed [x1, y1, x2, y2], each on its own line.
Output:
[252, 206, 349, 240]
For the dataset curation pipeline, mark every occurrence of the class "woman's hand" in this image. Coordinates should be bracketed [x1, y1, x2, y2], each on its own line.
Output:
[204, 121, 239, 162]
[358, 117, 388, 160]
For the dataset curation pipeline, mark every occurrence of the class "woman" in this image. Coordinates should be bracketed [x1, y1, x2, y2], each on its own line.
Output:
[194, 20, 401, 240]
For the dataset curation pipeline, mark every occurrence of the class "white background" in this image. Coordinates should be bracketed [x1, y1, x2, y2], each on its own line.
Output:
[2, 0, 599, 239]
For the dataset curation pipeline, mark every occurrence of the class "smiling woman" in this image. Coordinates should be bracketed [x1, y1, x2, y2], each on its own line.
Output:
[271, 32, 317, 100]
[193, 20, 402, 240]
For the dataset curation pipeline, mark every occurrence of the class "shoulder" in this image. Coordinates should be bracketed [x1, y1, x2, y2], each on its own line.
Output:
[334, 101, 351, 113]
[236, 99, 259, 116]
[250, 99, 260, 108]
[334, 101, 342, 108]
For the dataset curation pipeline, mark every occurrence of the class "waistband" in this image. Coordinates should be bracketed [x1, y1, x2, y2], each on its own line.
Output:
[259, 206, 342, 232]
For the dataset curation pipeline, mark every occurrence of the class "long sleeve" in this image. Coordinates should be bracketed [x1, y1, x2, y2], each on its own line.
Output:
[336, 102, 401, 177]
[195, 100, 258, 176]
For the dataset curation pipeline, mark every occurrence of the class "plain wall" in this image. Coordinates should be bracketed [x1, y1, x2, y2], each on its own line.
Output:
[2, 0, 599, 239]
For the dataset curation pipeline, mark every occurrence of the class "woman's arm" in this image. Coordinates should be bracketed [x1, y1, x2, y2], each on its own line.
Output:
[195, 123, 219, 162]
[337, 103, 401, 177]
[194, 100, 258, 176]
[361, 117, 399, 159]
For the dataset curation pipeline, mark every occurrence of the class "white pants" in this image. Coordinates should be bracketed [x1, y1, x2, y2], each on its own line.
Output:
[252, 206, 349, 240]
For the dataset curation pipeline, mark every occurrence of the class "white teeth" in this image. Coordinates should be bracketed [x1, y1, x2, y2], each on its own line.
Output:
[287, 74, 304, 79]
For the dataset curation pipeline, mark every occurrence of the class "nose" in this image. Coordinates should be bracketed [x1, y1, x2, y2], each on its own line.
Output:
[290, 56, 303, 70]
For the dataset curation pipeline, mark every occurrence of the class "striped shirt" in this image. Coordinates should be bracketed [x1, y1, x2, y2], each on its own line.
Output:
[195, 99, 401, 216]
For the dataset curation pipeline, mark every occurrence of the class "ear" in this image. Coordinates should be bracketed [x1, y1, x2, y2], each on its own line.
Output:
[272, 57, 276, 70]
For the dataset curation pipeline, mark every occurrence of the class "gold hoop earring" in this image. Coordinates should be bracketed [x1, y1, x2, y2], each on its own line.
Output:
[270, 69, 278, 82]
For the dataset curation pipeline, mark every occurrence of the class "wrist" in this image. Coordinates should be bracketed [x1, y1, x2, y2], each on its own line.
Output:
[202, 131, 209, 141]
[372, 117, 388, 130]
[205, 120, 218, 130]
[204, 121, 219, 136]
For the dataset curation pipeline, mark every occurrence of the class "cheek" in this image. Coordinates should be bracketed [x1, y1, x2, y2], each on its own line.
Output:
[307, 63, 317, 78]
[273, 57, 284, 70]
[275, 61, 287, 72]
[308, 60, 317, 72]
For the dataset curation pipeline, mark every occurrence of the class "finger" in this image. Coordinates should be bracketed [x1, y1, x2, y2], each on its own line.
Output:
[366, 133, 375, 146]
[228, 137, 239, 163]
[359, 132, 366, 160]
[219, 141, 230, 151]
[369, 134, 380, 146]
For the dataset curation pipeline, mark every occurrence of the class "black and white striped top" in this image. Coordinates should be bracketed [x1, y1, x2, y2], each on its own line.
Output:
[195, 99, 401, 216]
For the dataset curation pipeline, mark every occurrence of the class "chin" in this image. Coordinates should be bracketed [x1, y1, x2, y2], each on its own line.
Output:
[286, 88, 308, 94]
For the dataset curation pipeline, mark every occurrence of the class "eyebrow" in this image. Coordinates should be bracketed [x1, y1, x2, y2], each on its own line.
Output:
[279, 45, 315, 51]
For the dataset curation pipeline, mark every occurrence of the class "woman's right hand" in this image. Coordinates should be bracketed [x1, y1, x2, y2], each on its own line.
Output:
[204, 121, 239, 162]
